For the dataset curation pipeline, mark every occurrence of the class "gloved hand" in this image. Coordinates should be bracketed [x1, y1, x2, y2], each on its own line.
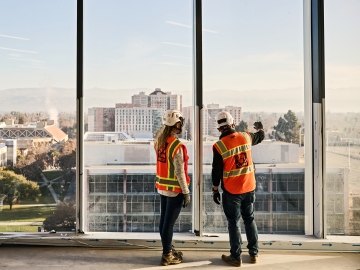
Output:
[253, 121, 263, 130]
[213, 190, 221, 205]
[183, 193, 191, 208]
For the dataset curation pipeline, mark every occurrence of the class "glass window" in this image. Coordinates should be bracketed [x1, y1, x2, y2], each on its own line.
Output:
[325, 0, 360, 236]
[202, 0, 305, 235]
[83, 0, 193, 232]
[0, 0, 76, 233]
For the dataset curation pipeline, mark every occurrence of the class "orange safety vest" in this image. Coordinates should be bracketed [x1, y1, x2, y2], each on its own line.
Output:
[155, 136, 190, 193]
[213, 132, 255, 194]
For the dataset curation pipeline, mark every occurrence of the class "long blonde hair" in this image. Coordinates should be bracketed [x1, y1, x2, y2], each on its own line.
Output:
[154, 125, 174, 150]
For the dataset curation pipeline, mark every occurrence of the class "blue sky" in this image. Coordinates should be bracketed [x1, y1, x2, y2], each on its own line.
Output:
[0, 0, 359, 112]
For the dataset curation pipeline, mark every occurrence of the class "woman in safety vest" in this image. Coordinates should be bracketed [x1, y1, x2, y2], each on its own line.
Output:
[154, 109, 191, 266]
[211, 111, 264, 267]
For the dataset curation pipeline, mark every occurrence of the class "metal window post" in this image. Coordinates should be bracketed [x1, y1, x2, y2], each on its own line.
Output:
[76, 0, 85, 234]
[304, 0, 325, 238]
[192, 0, 203, 236]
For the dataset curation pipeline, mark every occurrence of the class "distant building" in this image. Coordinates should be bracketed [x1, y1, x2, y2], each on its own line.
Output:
[131, 91, 148, 108]
[148, 88, 182, 111]
[84, 140, 348, 234]
[87, 89, 182, 138]
[88, 107, 115, 132]
[205, 104, 222, 137]
[225, 105, 242, 127]
[0, 139, 17, 166]
[0, 120, 68, 150]
[0, 143, 7, 167]
[114, 106, 162, 139]
[131, 88, 182, 111]
[183, 104, 242, 137]
[84, 132, 132, 142]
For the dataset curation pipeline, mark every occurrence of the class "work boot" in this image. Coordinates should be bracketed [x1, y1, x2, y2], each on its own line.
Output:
[161, 251, 182, 266]
[221, 254, 241, 267]
[250, 254, 258, 264]
[171, 245, 183, 260]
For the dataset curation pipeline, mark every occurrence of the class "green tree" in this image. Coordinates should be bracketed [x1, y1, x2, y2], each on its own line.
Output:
[43, 202, 76, 232]
[58, 151, 76, 171]
[273, 110, 300, 144]
[0, 169, 40, 210]
[235, 120, 248, 132]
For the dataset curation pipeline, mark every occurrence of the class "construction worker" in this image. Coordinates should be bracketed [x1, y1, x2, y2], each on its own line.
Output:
[154, 110, 191, 266]
[212, 111, 264, 267]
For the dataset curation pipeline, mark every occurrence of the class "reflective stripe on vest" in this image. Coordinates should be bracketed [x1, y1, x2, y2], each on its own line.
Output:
[156, 136, 189, 193]
[214, 132, 255, 194]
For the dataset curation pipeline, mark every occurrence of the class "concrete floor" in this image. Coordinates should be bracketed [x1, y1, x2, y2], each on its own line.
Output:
[0, 246, 359, 270]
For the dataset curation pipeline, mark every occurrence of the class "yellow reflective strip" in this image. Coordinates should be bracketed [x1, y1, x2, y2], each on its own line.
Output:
[223, 165, 254, 178]
[156, 176, 176, 181]
[156, 176, 181, 188]
[167, 139, 180, 178]
[222, 144, 251, 159]
[215, 140, 227, 154]
[243, 132, 252, 145]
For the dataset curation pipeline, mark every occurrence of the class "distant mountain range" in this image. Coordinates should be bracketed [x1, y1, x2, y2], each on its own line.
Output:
[0, 87, 145, 113]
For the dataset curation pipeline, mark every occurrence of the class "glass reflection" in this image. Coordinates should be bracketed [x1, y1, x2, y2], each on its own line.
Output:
[0, 0, 76, 233]
[202, 0, 305, 235]
[84, 0, 193, 232]
[325, 0, 360, 236]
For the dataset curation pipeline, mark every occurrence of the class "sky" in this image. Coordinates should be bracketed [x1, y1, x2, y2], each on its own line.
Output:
[0, 0, 359, 113]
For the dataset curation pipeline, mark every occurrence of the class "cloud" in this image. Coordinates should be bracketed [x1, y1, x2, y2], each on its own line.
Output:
[8, 57, 44, 63]
[161, 42, 191, 48]
[162, 54, 191, 60]
[158, 62, 190, 67]
[244, 52, 296, 63]
[165, 20, 218, 34]
[0, 46, 37, 54]
[166, 20, 191, 29]
[0, 34, 30, 41]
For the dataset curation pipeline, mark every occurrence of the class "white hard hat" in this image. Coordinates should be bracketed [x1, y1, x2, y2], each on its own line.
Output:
[162, 110, 184, 126]
[216, 111, 234, 128]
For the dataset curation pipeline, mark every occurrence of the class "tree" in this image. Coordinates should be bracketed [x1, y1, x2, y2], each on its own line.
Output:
[273, 110, 300, 144]
[0, 169, 40, 210]
[43, 202, 76, 232]
[58, 151, 76, 171]
[235, 120, 248, 132]
[49, 149, 61, 168]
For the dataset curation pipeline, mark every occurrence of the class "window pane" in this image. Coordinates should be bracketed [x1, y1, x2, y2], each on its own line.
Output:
[325, 0, 360, 236]
[84, 0, 193, 232]
[202, 0, 305, 234]
[0, 1, 76, 233]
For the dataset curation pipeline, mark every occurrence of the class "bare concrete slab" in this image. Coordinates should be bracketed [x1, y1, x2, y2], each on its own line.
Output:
[0, 246, 359, 270]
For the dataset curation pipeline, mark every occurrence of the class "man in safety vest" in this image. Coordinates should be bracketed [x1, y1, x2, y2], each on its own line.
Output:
[154, 109, 191, 266]
[212, 111, 264, 267]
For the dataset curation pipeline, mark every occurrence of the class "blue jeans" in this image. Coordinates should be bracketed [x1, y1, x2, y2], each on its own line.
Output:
[222, 190, 258, 259]
[159, 193, 184, 254]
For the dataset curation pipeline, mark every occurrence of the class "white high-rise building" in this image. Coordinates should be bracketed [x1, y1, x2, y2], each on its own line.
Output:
[100, 89, 183, 139]
[115, 105, 162, 139]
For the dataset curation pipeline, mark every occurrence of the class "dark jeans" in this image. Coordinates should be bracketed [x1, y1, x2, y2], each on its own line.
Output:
[159, 193, 184, 254]
[222, 190, 258, 259]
